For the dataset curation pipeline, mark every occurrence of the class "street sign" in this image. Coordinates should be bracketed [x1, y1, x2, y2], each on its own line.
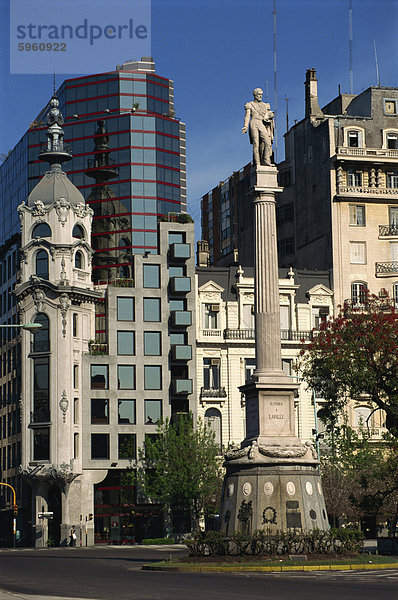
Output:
[38, 512, 54, 519]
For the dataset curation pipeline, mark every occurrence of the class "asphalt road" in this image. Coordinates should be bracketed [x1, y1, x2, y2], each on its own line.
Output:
[0, 546, 397, 600]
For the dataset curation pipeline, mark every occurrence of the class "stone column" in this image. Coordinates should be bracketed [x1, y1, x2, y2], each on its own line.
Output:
[220, 163, 329, 535]
[253, 167, 285, 381]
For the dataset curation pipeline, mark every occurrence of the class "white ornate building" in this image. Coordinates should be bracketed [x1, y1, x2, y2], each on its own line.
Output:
[196, 260, 334, 447]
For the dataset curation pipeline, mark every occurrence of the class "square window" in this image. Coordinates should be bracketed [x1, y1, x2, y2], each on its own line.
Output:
[170, 332, 185, 345]
[169, 232, 184, 244]
[33, 428, 50, 461]
[91, 398, 109, 424]
[144, 365, 162, 390]
[143, 264, 160, 288]
[91, 433, 109, 459]
[145, 399, 162, 424]
[118, 433, 137, 459]
[387, 134, 398, 149]
[350, 242, 366, 264]
[118, 365, 135, 390]
[384, 100, 397, 115]
[117, 331, 135, 355]
[90, 365, 109, 389]
[144, 331, 161, 355]
[117, 297, 134, 321]
[204, 304, 218, 329]
[349, 205, 365, 226]
[347, 169, 362, 187]
[143, 298, 161, 321]
[118, 399, 136, 424]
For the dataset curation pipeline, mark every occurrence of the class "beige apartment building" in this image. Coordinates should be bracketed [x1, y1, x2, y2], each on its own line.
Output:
[278, 69, 398, 307]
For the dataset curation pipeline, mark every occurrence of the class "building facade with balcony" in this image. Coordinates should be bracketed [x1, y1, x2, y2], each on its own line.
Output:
[195, 261, 334, 447]
[278, 69, 398, 307]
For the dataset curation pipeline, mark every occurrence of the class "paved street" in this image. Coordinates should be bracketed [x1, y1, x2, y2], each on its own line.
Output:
[0, 546, 397, 600]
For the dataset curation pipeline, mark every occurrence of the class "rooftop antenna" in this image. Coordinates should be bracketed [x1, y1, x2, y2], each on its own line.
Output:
[349, 0, 353, 93]
[285, 96, 289, 133]
[273, 0, 278, 162]
[53, 70, 56, 96]
[373, 40, 381, 86]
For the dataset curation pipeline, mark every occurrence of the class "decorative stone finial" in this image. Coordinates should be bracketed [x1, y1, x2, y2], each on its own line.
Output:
[39, 96, 72, 166]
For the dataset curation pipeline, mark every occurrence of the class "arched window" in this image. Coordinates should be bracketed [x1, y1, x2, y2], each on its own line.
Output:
[32, 223, 51, 238]
[35, 250, 49, 279]
[72, 224, 85, 239]
[354, 406, 372, 428]
[33, 313, 49, 352]
[351, 281, 367, 305]
[74, 250, 84, 269]
[204, 407, 222, 448]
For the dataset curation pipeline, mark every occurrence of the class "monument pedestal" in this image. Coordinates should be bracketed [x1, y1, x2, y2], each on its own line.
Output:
[220, 165, 329, 534]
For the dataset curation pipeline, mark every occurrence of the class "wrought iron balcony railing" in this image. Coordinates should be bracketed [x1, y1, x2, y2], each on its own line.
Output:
[200, 387, 227, 398]
[375, 261, 398, 275]
[379, 225, 398, 237]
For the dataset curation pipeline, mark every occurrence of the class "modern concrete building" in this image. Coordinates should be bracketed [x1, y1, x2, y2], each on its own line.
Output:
[201, 69, 398, 309]
[195, 257, 334, 447]
[0, 69, 195, 545]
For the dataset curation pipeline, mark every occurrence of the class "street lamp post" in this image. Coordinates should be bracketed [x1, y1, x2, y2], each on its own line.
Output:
[0, 322, 42, 547]
[0, 323, 42, 332]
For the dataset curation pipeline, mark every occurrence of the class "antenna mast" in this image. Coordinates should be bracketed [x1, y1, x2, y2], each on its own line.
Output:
[349, 0, 353, 93]
[273, 0, 278, 162]
[373, 40, 380, 86]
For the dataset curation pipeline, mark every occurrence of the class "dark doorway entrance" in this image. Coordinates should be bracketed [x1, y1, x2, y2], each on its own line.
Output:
[47, 486, 62, 546]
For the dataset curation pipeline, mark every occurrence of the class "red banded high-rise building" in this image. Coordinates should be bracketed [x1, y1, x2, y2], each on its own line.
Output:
[1, 57, 186, 281]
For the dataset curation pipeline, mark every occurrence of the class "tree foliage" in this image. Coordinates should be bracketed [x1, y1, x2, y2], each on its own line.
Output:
[320, 426, 398, 532]
[298, 293, 398, 437]
[138, 414, 223, 530]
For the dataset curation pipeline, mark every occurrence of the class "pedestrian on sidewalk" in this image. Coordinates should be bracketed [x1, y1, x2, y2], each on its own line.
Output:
[69, 526, 77, 547]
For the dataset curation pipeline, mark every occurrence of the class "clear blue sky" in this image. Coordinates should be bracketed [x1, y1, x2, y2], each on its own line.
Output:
[1, 0, 397, 227]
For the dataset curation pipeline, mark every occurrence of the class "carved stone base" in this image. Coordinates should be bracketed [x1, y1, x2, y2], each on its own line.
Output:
[220, 459, 329, 534]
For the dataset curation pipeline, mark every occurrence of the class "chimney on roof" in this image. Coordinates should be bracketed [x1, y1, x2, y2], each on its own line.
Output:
[197, 240, 210, 267]
[305, 68, 323, 122]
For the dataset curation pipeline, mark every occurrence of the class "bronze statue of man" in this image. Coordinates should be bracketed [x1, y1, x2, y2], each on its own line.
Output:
[242, 88, 274, 167]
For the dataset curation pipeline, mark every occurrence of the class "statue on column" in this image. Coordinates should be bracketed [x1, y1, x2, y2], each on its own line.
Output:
[242, 88, 274, 167]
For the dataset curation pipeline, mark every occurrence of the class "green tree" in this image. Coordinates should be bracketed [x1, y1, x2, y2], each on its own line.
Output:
[320, 426, 398, 533]
[298, 292, 398, 437]
[138, 414, 223, 532]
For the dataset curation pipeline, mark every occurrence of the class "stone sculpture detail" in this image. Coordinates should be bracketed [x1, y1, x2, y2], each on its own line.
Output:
[242, 88, 274, 166]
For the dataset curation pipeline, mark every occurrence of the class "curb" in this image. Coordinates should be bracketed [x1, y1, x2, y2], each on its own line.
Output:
[142, 562, 397, 573]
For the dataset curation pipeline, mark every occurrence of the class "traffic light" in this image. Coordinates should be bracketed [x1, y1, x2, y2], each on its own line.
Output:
[13, 505, 18, 516]
[88, 513, 93, 520]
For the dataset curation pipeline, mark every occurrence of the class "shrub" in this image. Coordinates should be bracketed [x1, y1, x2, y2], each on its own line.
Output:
[186, 528, 364, 556]
[141, 537, 173, 545]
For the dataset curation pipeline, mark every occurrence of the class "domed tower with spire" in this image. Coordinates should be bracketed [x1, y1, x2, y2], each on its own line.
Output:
[15, 96, 104, 547]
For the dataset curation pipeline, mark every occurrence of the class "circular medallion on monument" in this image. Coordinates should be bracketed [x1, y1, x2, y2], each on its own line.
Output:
[242, 482, 252, 496]
[227, 483, 235, 497]
[264, 481, 274, 496]
[306, 482, 313, 496]
[318, 481, 323, 495]
[286, 482, 296, 496]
